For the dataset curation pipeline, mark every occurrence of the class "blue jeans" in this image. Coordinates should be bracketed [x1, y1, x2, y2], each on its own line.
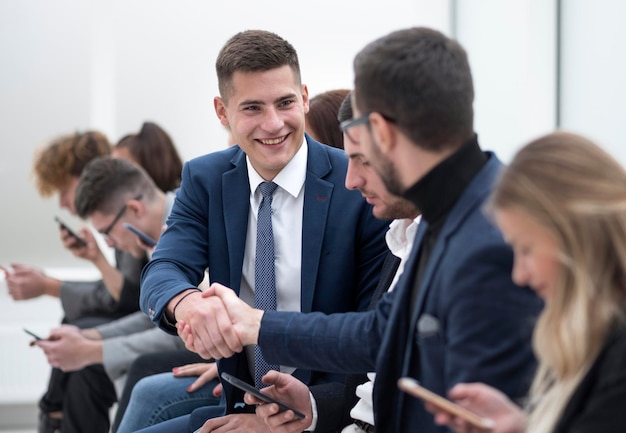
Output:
[116, 372, 221, 433]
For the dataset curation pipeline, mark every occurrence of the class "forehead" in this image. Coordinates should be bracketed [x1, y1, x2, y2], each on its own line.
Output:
[227, 66, 301, 104]
[343, 138, 364, 158]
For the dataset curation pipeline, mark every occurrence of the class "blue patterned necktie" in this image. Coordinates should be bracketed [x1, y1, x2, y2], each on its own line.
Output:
[254, 181, 280, 388]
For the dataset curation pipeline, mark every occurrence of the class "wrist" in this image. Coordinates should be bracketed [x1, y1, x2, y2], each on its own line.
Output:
[167, 289, 202, 323]
[81, 328, 102, 340]
[43, 277, 62, 297]
[88, 339, 104, 364]
[243, 309, 264, 345]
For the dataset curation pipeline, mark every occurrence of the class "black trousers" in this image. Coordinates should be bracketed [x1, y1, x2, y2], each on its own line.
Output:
[39, 316, 117, 433]
[111, 349, 206, 432]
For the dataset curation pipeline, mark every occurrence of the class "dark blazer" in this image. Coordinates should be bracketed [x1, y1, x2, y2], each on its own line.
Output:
[259, 153, 543, 433]
[553, 324, 626, 433]
[140, 136, 390, 425]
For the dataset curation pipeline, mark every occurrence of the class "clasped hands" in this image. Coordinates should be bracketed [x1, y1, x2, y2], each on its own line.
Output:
[174, 283, 265, 360]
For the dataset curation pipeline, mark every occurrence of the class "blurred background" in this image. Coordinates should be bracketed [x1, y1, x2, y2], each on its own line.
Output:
[0, 0, 624, 430]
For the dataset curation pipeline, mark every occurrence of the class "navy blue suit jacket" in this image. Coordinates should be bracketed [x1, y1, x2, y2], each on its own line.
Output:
[140, 136, 390, 422]
[259, 153, 543, 433]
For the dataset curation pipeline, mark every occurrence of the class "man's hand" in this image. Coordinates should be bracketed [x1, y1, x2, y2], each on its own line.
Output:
[61, 226, 103, 262]
[245, 371, 314, 433]
[172, 362, 222, 396]
[196, 413, 271, 433]
[34, 325, 103, 372]
[2, 263, 61, 299]
[174, 283, 263, 360]
[425, 383, 526, 433]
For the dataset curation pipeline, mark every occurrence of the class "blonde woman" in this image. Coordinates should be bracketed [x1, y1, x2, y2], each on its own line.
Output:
[426, 131, 626, 433]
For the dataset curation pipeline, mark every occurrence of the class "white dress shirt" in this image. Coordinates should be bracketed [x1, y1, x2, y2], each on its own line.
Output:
[240, 139, 308, 378]
[344, 216, 421, 429]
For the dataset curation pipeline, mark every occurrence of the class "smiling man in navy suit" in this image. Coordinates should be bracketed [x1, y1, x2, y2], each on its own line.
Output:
[139, 30, 389, 433]
[184, 27, 544, 433]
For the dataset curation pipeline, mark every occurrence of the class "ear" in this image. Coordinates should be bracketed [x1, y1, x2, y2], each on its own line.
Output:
[369, 112, 397, 155]
[301, 84, 310, 114]
[126, 198, 145, 218]
[214, 97, 229, 127]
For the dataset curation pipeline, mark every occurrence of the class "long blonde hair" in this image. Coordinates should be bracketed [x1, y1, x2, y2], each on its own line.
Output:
[489, 131, 626, 433]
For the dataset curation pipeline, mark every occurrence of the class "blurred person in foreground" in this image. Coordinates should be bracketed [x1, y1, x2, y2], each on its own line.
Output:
[426, 132, 626, 433]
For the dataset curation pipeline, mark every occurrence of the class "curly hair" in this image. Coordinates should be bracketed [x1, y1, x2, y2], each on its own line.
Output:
[33, 131, 111, 197]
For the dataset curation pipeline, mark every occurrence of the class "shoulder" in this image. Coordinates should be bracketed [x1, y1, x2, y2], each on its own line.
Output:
[185, 146, 243, 172]
[305, 135, 348, 175]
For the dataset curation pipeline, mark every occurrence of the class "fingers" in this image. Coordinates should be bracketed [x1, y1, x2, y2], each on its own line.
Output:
[212, 382, 223, 397]
[189, 298, 244, 359]
[173, 362, 214, 377]
[188, 365, 218, 391]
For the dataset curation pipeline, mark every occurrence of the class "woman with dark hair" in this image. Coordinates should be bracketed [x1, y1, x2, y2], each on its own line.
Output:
[114, 122, 183, 192]
[305, 89, 350, 150]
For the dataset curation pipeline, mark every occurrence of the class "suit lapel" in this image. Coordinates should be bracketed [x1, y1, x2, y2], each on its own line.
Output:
[222, 149, 251, 294]
[410, 155, 502, 327]
[300, 139, 333, 313]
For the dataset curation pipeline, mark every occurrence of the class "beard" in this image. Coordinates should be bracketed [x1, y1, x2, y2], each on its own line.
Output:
[369, 138, 405, 197]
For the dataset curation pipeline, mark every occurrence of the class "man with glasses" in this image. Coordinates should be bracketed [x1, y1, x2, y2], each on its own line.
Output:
[2, 131, 148, 433]
[183, 27, 543, 433]
[32, 156, 191, 433]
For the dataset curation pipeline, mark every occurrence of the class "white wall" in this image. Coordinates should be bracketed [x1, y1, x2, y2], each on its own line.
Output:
[0, 0, 450, 268]
[560, 0, 626, 158]
[456, 0, 557, 163]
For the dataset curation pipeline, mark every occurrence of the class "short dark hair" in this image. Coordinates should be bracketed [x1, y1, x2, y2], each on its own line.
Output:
[306, 89, 351, 149]
[74, 156, 157, 218]
[116, 121, 183, 192]
[353, 27, 474, 151]
[216, 30, 301, 101]
[337, 92, 353, 124]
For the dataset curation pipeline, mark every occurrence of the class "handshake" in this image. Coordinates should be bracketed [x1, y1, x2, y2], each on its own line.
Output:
[174, 283, 265, 360]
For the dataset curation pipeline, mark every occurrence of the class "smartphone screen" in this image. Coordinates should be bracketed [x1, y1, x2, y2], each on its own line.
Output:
[54, 216, 87, 246]
[398, 378, 494, 430]
[122, 223, 158, 247]
[220, 372, 306, 420]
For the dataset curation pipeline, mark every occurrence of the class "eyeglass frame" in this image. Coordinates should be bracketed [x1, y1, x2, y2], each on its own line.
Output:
[100, 194, 143, 237]
[339, 112, 396, 144]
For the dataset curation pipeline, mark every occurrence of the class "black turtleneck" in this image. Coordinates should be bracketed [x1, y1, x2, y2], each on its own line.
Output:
[404, 134, 487, 376]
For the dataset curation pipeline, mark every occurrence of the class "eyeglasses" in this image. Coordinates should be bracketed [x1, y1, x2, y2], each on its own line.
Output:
[100, 194, 143, 238]
[339, 113, 396, 144]
[339, 114, 371, 144]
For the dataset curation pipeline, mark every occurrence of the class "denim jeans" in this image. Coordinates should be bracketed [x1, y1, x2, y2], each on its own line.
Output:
[116, 372, 221, 433]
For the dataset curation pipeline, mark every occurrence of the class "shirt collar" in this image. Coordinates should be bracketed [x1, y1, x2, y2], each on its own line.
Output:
[246, 137, 308, 198]
[386, 216, 421, 259]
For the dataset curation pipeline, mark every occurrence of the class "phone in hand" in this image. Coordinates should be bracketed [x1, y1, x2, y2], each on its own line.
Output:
[220, 372, 306, 420]
[23, 328, 44, 341]
[398, 377, 494, 430]
[122, 223, 157, 247]
[54, 216, 87, 247]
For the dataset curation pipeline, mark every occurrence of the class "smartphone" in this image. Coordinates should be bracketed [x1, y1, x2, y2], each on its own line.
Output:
[220, 372, 306, 420]
[398, 378, 494, 430]
[23, 328, 44, 341]
[122, 223, 157, 247]
[54, 216, 87, 247]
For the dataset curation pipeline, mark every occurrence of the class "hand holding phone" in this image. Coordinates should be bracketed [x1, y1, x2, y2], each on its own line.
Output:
[220, 372, 305, 420]
[398, 378, 494, 430]
[54, 216, 87, 247]
[123, 223, 157, 247]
